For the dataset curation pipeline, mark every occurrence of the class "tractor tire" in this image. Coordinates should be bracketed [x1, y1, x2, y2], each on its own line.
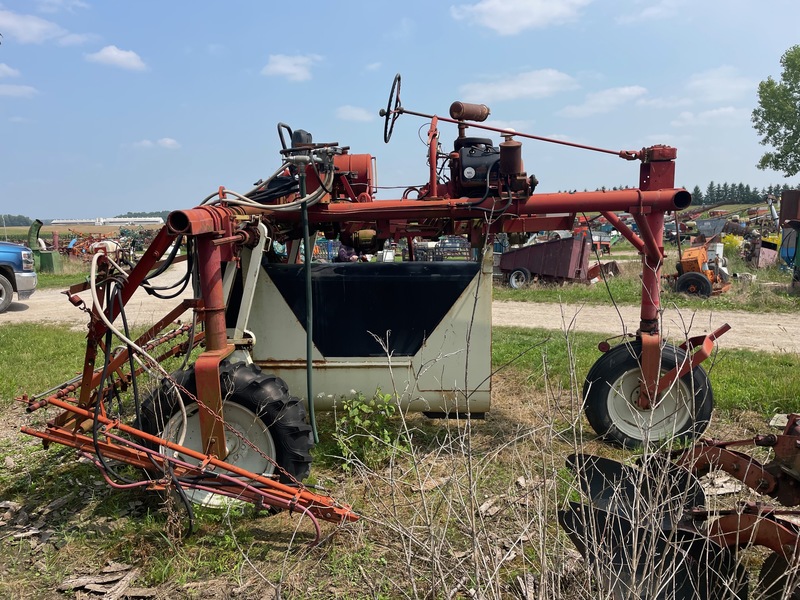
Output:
[583, 341, 713, 448]
[508, 267, 531, 289]
[675, 272, 712, 297]
[139, 360, 313, 506]
[0, 274, 13, 314]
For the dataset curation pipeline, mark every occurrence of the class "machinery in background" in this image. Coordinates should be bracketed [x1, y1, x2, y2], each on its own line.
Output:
[666, 240, 731, 297]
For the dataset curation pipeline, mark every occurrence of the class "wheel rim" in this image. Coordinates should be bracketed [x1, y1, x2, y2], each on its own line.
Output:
[605, 367, 693, 442]
[509, 272, 524, 288]
[160, 401, 277, 507]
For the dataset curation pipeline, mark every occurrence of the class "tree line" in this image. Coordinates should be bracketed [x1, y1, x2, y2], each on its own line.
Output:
[690, 181, 797, 206]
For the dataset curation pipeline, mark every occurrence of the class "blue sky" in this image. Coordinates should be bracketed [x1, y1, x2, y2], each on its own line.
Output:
[1, 0, 798, 219]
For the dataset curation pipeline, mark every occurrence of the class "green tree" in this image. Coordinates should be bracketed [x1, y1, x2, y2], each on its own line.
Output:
[705, 181, 716, 204]
[752, 45, 800, 176]
[691, 185, 704, 205]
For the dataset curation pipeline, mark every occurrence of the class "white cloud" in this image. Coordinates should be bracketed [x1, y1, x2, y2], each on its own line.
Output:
[558, 85, 647, 118]
[261, 54, 321, 82]
[157, 138, 180, 149]
[133, 138, 181, 149]
[336, 105, 375, 122]
[9, 116, 32, 123]
[365, 62, 381, 71]
[636, 96, 692, 109]
[670, 106, 749, 127]
[0, 64, 20, 78]
[57, 32, 95, 46]
[0, 9, 66, 43]
[36, 0, 89, 13]
[451, 0, 593, 35]
[207, 43, 227, 56]
[388, 17, 414, 40]
[85, 46, 147, 71]
[617, 0, 686, 24]
[0, 84, 38, 98]
[459, 69, 578, 102]
[686, 66, 753, 104]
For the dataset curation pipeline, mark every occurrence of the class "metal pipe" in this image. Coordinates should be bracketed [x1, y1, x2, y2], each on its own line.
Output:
[600, 211, 645, 254]
[226, 188, 691, 223]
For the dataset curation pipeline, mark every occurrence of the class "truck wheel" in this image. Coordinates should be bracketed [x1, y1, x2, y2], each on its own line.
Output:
[0, 274, 12, 313]
[508, 267, 531, 289]
[139, 360, 313, 507]
[675, 272, 712, 297]
[583, 341, 713, 448]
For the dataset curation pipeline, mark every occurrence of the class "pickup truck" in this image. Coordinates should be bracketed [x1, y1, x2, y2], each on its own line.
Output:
[0, 241, 37, 313]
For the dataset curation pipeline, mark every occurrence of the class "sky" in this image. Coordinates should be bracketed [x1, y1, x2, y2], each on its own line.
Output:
[1, 0, 799, 219]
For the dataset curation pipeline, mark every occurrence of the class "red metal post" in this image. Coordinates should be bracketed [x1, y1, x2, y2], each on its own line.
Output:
[636, 149, 673, 406]
[192, 233, 233, 459]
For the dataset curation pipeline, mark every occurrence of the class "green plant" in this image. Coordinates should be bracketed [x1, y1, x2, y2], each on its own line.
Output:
[332, 390, 410, 470]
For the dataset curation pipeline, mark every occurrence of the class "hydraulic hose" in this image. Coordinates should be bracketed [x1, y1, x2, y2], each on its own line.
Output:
[301, 200, 318, 444]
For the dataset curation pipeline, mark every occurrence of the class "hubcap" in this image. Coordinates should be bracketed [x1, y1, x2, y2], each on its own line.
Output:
[160, 402, 277, 507]
[605, 367, 693, 443]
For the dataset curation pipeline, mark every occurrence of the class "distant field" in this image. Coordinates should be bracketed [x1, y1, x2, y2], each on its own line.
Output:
[2, 224, 162, 241]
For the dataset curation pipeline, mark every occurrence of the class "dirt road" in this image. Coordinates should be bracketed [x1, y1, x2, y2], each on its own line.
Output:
[1, 276, 797, 354]
[493, 300, 800, 354]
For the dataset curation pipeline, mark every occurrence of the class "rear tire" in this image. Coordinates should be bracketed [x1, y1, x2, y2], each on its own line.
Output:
[675, 272, 712, 297]
[0, 274, 13, 313]
[508, 267, 531, 289]
[583, 341, 713, 448]
[139, 360, 313, 506]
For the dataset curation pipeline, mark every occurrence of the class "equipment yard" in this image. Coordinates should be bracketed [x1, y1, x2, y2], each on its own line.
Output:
[2, 69, 800, 599]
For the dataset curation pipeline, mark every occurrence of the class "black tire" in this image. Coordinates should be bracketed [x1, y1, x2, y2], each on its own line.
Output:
[675, 271, 712, 297]
[0, 274, 13, 313]
[139, 360, 313, 487]
[508, 267, 531, 289]
[583, 341, 713, 448]
[759, 552, 800, 600]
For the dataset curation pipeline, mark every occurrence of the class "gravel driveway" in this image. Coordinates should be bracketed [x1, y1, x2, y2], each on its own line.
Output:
[1, 272, 797, 354]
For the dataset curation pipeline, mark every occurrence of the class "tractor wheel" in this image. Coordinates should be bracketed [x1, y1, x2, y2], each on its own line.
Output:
[583, 341, 713, 448]
[508, 267, 531, 289]
[0, 274, 12, 313]
[759, 552, 800, 599]
[139, 360, 313, 507]
[675, 271, 712, 297]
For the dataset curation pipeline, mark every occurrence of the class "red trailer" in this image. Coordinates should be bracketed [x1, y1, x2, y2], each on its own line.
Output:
[499, 235, 591, 288]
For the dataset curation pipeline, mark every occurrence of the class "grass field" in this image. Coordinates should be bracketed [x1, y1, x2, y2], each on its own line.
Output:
[0, 320, 798, 598]
[2, 225, 799, 597]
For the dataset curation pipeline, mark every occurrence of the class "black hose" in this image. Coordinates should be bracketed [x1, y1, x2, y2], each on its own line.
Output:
[301, 200, 318, 444]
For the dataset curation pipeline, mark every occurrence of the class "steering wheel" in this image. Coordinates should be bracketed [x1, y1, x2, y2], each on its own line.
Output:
[380, 73, 402, 143]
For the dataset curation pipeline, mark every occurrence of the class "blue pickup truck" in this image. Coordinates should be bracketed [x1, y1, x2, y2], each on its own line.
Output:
[0, 241, 37, 313]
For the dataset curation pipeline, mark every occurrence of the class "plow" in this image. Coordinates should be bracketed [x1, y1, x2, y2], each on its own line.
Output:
[560, 416, 800, 598]
[16, 74, 794, 589]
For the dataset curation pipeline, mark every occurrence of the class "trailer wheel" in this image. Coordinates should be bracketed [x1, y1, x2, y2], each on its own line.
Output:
[0, 274, 12, 313]
[139, 360, 313, 507]
[759, 552, 800, 599]
[675, 271, 712, 297]
[583, 341, 713, 448]
[508, 267, 531, 289]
